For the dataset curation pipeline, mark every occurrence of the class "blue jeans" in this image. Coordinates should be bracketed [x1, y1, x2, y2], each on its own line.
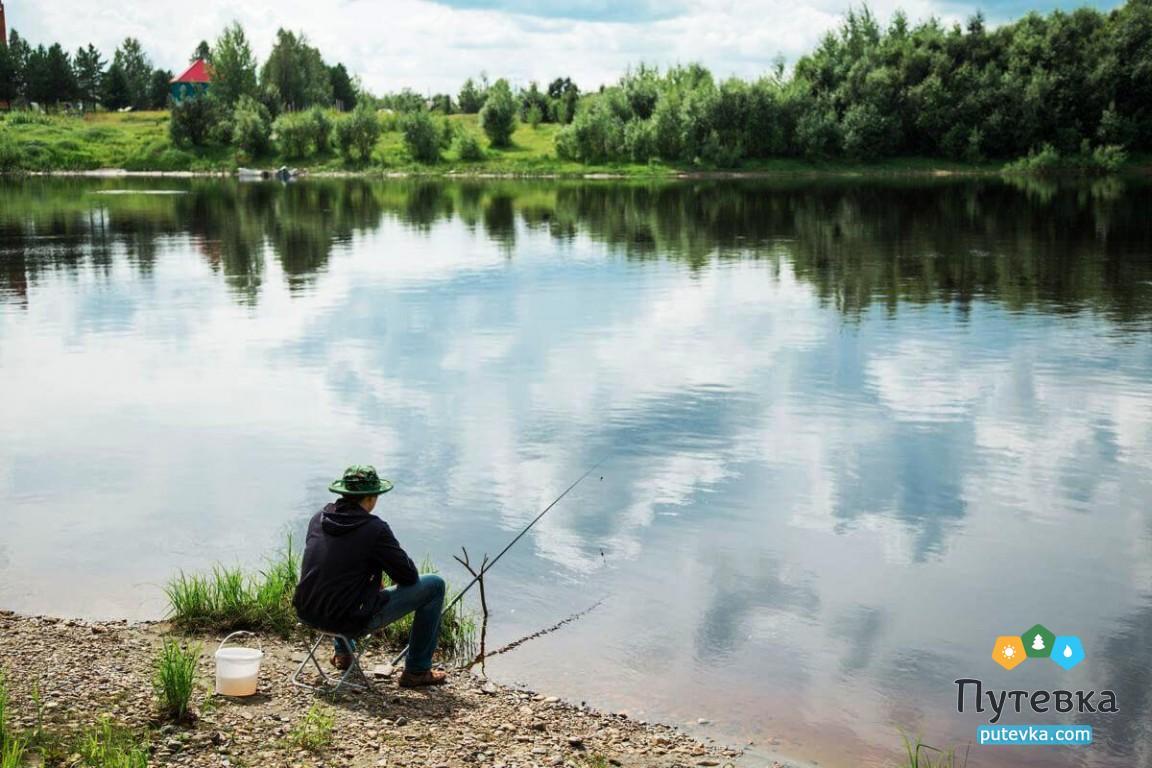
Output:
[334, 574, 446, 672]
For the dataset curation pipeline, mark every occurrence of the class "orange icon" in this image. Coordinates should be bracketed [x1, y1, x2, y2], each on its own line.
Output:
[993, 635, 1027, 670]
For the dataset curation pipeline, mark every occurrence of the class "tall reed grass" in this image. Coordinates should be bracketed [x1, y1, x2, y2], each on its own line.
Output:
[165, 537, 299, 635]
[153, 640, 201, 722]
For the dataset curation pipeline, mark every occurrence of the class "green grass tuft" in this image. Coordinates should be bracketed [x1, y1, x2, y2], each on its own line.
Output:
[165, 536, 299, 636]
[75, 718, 148, 768]
[153, 639, 201, 722]
[0, 670, 8, 749]
[900, 734, 968, 768]
[288, 704, 334, 752]
[0, 736, 27, 768]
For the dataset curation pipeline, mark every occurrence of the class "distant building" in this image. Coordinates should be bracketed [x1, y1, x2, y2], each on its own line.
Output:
[170, 59, 212, 101]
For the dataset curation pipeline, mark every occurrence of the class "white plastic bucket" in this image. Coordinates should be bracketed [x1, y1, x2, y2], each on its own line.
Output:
[214, 631, 264, 697]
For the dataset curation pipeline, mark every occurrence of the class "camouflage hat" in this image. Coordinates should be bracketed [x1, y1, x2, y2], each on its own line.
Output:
[328, 465, 394, 496]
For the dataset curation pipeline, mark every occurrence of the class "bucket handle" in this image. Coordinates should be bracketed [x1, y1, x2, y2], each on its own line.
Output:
[216, 630, 263, 656]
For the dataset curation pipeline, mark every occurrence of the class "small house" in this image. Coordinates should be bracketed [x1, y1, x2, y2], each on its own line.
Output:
[170, 59, 212, 102]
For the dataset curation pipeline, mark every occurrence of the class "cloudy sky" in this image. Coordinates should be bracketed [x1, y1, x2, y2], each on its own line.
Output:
[8, 0, 1120, 94]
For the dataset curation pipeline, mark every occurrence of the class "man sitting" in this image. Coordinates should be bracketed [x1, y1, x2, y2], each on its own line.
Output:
[293, 465, 448, 687]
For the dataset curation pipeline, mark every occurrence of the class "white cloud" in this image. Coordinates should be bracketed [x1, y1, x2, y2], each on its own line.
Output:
[11, 0, 975, 94]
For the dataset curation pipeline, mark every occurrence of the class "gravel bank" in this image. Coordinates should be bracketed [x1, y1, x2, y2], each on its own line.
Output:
[0, 611, 759, 768]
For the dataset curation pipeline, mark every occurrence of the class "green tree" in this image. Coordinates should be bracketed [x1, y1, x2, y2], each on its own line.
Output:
[211, 22, 258, 108]
[458, 77, 485, 113]
[328, 63, 357, 110]
[170, 94, 224, 147]
[401, 109, 441, 163]
[335, 102, 380, 161]
[148, 68, 173, 109]
[5, 30, 32, 102]
[73, 44, 105, 108]
[26, 44, 78, 106]
[479, 78, 517, 147]
[0, 43, 16, 104]
[22, 44, 50, 105]
[519, 81, 549, 122]
[547, 77, 580, 125]
[112, 38, 153, 109]
[232, 95, 272, 156]
[101, 60, 131, 110]
[260, 29, 332, 111]
[193, 40, 212, 62]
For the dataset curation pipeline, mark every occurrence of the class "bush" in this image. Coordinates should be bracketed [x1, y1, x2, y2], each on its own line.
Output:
[1003, 143, 1126, 176]
[701, 130, 743, 168]
[1091, 144, 1127, 173]
[335, 104, 381, 162]
[795, 104, 841, 160]
[307, 106, 332, 153]
[453, 131, 485, 161]
[0, 133, 20, 172]
[274, 112, 313, 158]
[438, 117, 456, 149]
[479, 79, 517, 148]
[401, 110, 441, 163]
[623, 119, 656, 163]
[556, 93, 626, 163]
[153, 639, 200, 722]
[840, 103, 897, 161]
[232, 96, 272, 156]
[169, 95, 225, 148]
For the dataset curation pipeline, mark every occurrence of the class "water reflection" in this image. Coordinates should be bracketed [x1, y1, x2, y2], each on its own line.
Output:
[0, 177, 1150, 768]
[3, 178, 1151, 322]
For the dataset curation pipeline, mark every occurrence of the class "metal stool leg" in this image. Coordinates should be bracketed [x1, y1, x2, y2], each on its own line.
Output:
[290, 630, 377, 694]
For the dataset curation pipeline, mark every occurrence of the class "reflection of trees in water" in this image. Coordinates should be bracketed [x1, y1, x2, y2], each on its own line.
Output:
[2, 179, 1150, 324]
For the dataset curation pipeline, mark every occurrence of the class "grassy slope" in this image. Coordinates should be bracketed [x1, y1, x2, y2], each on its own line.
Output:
[0, 109, 1124, 177]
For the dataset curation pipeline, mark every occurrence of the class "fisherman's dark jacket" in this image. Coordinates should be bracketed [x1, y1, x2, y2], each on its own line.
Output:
[293, 498, 420, 634]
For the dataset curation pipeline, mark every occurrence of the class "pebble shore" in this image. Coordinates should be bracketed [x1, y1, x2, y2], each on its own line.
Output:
[0, 611, 763, 768]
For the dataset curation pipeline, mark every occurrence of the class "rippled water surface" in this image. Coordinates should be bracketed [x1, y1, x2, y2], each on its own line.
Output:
[1, 177, 1150, 768]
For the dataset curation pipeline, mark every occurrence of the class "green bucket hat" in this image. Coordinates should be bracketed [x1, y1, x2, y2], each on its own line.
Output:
[328, 464, 394, 496]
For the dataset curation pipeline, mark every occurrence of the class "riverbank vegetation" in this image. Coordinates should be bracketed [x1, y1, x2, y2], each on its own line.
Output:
[2, 0, 1150, 175]
[163, 538, 476, 657]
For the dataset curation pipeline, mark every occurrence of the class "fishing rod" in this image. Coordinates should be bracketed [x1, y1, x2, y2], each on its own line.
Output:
[390, 455, 607, 666]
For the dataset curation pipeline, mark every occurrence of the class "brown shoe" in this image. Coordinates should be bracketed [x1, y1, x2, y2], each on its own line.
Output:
[398, 669, 448, 688]
[331, 654, 353, 671]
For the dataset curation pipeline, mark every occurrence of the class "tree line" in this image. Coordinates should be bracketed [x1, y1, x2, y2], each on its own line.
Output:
[2, 0, 1151, 168]
[0, 33, 172, 110]
[554, 0, 1151, 165]
[0, 24, 359, 115]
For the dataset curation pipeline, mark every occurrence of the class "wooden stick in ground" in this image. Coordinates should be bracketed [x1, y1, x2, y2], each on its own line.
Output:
[453, 547, 490, 670]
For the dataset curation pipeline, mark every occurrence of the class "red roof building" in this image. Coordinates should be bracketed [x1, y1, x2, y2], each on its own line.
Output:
[170, 59, 212, 101]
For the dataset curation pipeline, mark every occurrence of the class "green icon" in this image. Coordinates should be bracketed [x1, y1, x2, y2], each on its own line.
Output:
[1021, 624, 1056, 658]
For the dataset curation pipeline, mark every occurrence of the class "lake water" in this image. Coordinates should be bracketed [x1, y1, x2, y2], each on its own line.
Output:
[1, 176, 1150, 768]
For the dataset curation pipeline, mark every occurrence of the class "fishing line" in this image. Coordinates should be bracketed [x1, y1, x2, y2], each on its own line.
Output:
[390, 454, 609, 666]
